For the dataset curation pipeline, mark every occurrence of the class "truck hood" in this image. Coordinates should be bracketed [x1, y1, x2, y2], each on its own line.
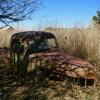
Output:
[28, 51, 95, 79]
[29, 51, 93, 68]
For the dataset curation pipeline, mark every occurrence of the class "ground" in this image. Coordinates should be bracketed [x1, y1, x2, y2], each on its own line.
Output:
[0, 48, 100, 100]
[0, 65, 100, 100]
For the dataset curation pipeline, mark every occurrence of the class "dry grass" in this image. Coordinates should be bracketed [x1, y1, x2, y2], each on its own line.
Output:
[46, 26, 100, 66]
[0, 25, 100, 99]
[0, 28, 24, 48]
[45, 25, 100, 100]
[0, 30, 13, 48]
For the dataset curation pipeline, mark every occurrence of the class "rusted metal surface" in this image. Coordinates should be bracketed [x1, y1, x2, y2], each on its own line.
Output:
[11, 31, 56, 42]
[10, 31, 96, 80]
[28, 52, 95, 80]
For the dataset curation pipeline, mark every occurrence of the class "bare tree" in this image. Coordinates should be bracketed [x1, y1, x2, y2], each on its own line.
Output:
[0, 0, 42, 29]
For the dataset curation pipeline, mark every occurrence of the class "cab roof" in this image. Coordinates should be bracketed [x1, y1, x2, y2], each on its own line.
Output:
[11, 31, 56, 42]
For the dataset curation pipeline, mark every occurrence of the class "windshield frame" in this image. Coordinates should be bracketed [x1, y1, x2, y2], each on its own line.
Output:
[26, 37, 59, 53]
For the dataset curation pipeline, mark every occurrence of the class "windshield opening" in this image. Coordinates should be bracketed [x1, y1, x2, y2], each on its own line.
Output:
[28, 38, 58, 53]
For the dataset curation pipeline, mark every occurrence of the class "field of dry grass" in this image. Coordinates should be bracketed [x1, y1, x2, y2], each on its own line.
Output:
[45, 25, 100, 100]
[0, 30, 12, 48]
[0, 25, 100, 99]
[0, 28, 25, 48]
[46, 25, 100, 66]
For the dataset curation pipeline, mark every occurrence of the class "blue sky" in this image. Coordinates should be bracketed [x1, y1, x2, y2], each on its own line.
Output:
[16, 0, 100, 30]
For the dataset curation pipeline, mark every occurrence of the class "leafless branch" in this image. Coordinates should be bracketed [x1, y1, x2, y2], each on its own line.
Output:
[0, 0, 42, 28]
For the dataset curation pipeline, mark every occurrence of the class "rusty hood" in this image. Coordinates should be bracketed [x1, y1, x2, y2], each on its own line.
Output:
[28, 51, 95, 80]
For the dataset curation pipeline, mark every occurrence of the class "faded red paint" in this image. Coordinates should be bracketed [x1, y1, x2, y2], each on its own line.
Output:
[28, 51, 95, 79]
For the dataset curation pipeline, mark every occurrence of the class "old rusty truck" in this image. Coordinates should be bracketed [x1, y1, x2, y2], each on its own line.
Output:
[10, 31, 95, 83]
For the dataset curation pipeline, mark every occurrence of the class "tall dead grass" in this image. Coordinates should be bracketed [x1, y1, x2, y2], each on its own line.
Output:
[46, 26, 100, 67]
[0, 30, 13, 48]
[0, 25, 100, 99]
[0, 25, 100, 67]
[0, 28, 24, 48]
[45, 25, 100, 99]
